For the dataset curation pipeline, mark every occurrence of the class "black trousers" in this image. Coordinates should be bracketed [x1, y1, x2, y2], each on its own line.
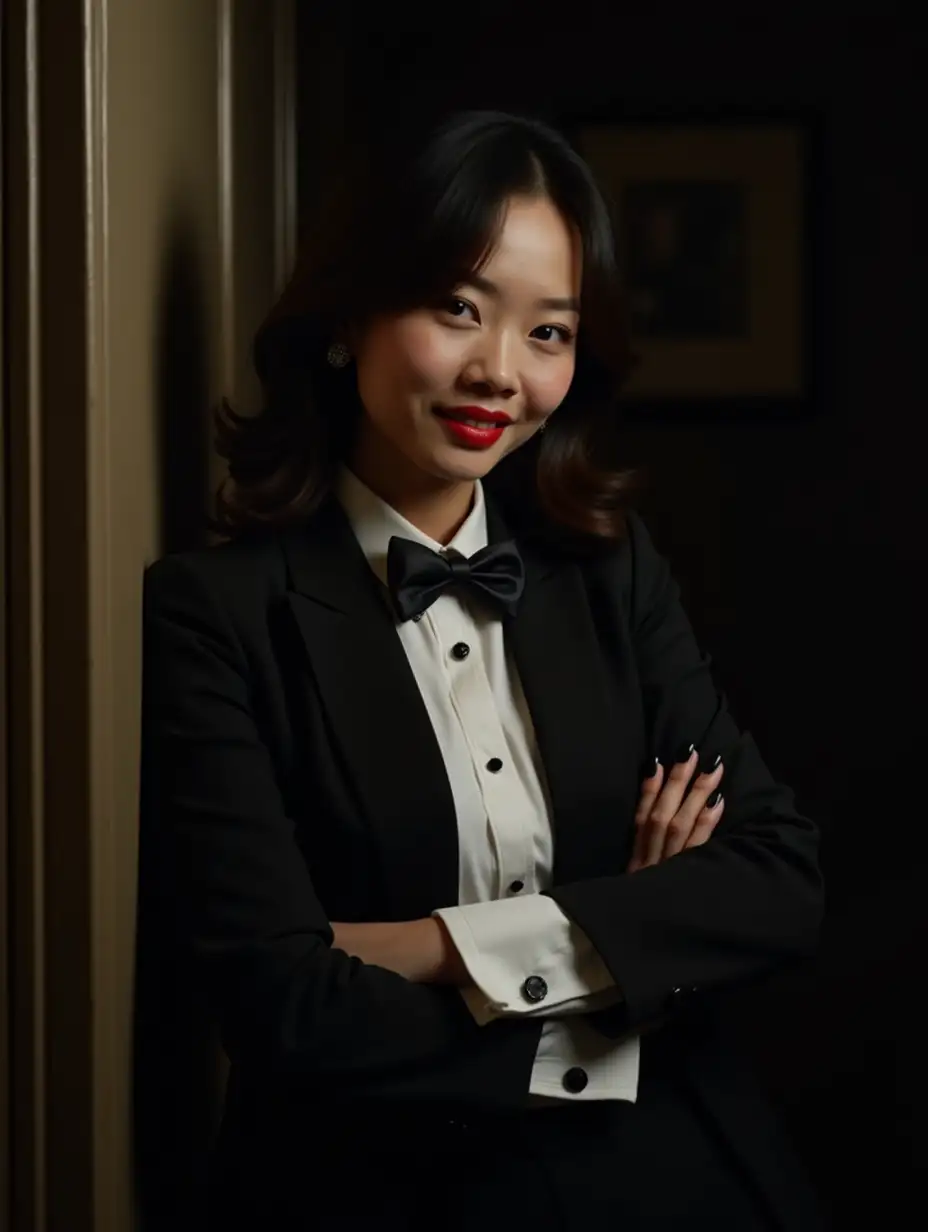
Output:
[210, 1053, 795, 1231]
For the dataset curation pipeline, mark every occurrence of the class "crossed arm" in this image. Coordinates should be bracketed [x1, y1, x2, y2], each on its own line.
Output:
[143, 514, 820, 1091]
[331, 748, 727, 1001]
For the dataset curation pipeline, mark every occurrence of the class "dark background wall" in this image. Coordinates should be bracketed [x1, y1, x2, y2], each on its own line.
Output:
[295, 6, 925, 1224]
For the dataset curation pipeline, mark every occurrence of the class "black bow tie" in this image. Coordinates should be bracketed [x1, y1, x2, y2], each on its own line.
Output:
[386, 536, 525, 622]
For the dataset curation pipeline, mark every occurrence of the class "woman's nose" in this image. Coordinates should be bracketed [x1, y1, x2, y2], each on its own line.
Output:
[460, 333, 519, 398]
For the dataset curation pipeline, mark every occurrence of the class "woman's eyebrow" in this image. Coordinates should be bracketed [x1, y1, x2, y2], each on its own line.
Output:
[463, 273, 580, 313]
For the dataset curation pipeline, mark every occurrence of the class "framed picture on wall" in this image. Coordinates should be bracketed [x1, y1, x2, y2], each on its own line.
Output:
[572, 116, 814, 415]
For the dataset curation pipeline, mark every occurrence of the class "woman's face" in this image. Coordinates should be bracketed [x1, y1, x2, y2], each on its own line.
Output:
[349, 194, 580, 502]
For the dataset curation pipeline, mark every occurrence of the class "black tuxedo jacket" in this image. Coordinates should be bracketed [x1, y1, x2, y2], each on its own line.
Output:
[141, 481, 823, 1223]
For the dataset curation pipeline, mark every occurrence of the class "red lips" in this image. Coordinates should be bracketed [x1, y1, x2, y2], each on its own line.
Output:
[434, 405, 513, 425]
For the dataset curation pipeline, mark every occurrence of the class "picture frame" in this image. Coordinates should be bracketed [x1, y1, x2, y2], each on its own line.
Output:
[569, 113, 817, 418]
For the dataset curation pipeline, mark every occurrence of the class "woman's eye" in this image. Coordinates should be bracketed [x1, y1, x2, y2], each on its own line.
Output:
[444, 297, 477, 320]
[532, 324, 575, 344]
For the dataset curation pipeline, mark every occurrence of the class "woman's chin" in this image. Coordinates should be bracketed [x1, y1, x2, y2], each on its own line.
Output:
[421, 447, 503, 484]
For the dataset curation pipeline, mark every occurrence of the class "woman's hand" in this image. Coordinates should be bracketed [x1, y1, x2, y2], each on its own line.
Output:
[330, 918, 470, 986]
[627, 748, 725, 873]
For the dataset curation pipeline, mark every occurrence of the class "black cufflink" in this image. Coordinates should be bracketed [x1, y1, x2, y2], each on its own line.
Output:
[521, 975, 548, 1004]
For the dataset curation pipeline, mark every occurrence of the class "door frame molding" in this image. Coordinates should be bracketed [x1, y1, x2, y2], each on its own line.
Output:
[2, 2, 298, 1226]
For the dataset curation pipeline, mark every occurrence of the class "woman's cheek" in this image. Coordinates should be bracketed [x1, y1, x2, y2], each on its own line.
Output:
[396, 319, 458, 391]
[534, 360, 575, 414]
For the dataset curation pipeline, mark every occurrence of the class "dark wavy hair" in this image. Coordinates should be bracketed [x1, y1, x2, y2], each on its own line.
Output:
[214, 110, 638, 543]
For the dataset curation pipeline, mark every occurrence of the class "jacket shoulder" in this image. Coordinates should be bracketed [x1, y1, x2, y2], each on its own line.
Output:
[144, 530, 288, 612]
[570, 510, 670, 632]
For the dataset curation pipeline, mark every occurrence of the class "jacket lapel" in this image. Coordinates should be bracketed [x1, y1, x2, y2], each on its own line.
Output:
[279, 490, 639, 922]
[280, 499, 460, 920]
[487, 500, 640, 887]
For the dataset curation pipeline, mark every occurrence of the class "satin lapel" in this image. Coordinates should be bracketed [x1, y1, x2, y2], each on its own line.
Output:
[280, 500, 459, 919]
[487, 501, 640, 885]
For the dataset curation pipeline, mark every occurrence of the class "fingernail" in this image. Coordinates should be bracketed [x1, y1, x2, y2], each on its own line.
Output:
[707, 790, 723, 809]
[702, 753, 722, 774]
[678, 743, 697, 763]
[652, 756, 661, 776]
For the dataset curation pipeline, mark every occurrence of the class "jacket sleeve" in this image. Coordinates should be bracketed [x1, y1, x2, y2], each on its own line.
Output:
[545, 513, 824, 1036]
[142, 553, 491, 1095]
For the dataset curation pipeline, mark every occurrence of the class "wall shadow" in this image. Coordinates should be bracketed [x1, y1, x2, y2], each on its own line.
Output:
[154, 207, 212, 556]
[132, 205, 222, 1229]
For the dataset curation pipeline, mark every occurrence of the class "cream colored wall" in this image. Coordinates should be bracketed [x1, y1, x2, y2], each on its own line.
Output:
[3, 1, 293, 1227]
[88, 4, 223, 1225]
[93, 5, 293, 1223]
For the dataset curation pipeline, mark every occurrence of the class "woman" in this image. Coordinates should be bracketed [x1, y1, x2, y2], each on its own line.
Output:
[142, 110, 824, 1229]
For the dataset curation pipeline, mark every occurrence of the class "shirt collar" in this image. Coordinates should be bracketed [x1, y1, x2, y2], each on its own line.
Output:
[335, 466, 489, 587]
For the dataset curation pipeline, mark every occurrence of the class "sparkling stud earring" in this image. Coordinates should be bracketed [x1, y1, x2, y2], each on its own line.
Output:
[327, 341, 351, 369]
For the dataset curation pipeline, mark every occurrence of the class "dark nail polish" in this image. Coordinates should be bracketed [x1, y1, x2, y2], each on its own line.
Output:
[653, 756, 661, 775]
[678, 743, 697, 763]
[703, 753, 722, 773]
[707, 790, 723, 808]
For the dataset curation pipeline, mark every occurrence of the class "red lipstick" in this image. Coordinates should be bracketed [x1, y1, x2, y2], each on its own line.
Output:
[433, 405, 512, 449]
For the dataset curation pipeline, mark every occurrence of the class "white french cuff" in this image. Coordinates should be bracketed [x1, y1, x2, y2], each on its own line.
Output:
[433, 894, 619, 1025]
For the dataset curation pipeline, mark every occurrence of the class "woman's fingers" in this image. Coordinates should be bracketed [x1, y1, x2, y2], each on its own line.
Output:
[628, 749, 725, 872]
[630, 748, 698, 871]
[634, 759, 664, 824]
[628, 760, 665, 872]
[685, 792, 725, 850]
[640, 748, 699, 867]
[660, 756, 724, 860]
